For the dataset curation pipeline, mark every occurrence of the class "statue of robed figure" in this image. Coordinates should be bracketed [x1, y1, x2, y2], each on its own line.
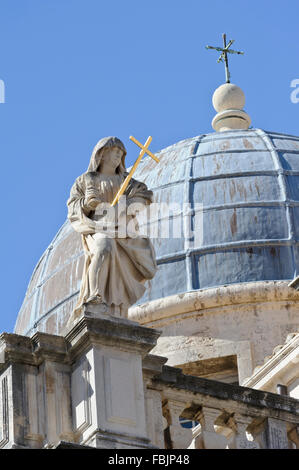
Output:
[67, 136, 157, 321]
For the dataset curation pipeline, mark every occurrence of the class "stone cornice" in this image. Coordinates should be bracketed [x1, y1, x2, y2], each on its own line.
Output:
[129, 281, 299, 324]
[151, 365, 299, 423]
[31, 332, 69, 363]
[0, 314, 161, 369]
[142, 354, 168, 385]
[65, 314, 161, 361]
[0, 333, 35, 367]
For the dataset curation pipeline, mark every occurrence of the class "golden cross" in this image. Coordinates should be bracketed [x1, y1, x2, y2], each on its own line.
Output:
[111, 135, 159, 207]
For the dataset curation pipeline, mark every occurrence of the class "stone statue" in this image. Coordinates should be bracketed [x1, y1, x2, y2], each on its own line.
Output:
[67, 136, 157, 321]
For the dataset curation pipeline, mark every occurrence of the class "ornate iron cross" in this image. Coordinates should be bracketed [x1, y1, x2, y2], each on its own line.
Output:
[206, 33, 244, 83]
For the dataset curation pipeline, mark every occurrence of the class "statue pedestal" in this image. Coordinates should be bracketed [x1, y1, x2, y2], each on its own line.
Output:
[65, 301, 129, 333]
[66, 309, 161, 449]
[82, 301, 129, 319]
[0, 307, 162, 449]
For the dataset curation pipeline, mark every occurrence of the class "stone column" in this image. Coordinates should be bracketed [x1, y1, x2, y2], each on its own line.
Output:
[0, 332, 74, 448]
[31, 333, 74, 447]
[264, 417, 290, 449]
[248, 417, 290, 449]
[67, 308, 161, 449]
[0, 334, 43, 448]
[0, 367, 9, 447]
[142, 354, 167, 449]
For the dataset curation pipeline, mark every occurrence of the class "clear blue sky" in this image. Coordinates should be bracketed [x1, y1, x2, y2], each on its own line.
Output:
[0, 0, 298, 333]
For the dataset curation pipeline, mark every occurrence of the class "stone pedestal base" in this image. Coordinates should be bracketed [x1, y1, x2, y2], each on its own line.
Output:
[0, 307, 161, 449]
[66, 301, 129, 333]
[66, 309, 160, 449]
[82, 301, 129, 319]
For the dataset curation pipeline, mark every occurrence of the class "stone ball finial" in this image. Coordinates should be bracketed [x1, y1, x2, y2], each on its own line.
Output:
[211, 83, 251, 132]
[212, 83, 245, 112]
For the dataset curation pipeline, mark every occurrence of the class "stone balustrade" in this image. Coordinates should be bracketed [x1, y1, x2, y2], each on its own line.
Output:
[149, 364, 299, 449]
[0, 312, 298, 449]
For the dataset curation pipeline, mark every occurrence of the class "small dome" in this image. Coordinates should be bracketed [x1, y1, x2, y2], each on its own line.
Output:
[15, 129, 299, 336]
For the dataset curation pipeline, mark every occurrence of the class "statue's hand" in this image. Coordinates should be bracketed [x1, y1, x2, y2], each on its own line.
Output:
[84, 197, 101, 210]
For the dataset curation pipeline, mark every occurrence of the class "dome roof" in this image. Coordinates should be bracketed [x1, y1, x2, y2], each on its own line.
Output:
[15, 128, 299, 336]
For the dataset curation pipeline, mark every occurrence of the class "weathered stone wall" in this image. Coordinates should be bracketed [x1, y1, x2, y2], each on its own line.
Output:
[129, 281, 299, 384]
[1, 310, 299, 449]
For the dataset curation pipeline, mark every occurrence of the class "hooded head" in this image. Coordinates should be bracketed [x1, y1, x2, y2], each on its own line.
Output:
[87, 136, 127, 174]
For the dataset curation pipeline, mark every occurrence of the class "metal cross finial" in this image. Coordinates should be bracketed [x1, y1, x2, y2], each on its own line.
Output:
[206, 33, 244, 83]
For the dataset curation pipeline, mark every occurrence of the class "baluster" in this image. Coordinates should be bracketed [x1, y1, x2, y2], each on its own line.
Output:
[163, 399, 192, 449]
[189, 407, 228, 449]
[226, 413, 259, 449]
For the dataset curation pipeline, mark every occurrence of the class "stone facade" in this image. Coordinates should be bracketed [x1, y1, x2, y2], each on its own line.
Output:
[0, 308, 161, 449]
[243, 330, 299, 400]
[129, 281, 299, 385]
[1, 307, 298, 449]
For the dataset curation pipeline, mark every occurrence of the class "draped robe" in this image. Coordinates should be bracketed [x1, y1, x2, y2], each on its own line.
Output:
[67, 166, 157, 317]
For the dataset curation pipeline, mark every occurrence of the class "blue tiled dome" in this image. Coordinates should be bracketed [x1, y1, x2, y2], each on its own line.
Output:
[14, 129, 299, 336]
[135, 128, 299, 303]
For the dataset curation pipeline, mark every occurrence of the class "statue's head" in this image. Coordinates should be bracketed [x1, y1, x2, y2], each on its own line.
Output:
[87, 136, 127, 174]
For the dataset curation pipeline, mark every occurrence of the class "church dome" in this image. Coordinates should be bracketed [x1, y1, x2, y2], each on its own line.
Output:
[14, 128, 299, 336]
